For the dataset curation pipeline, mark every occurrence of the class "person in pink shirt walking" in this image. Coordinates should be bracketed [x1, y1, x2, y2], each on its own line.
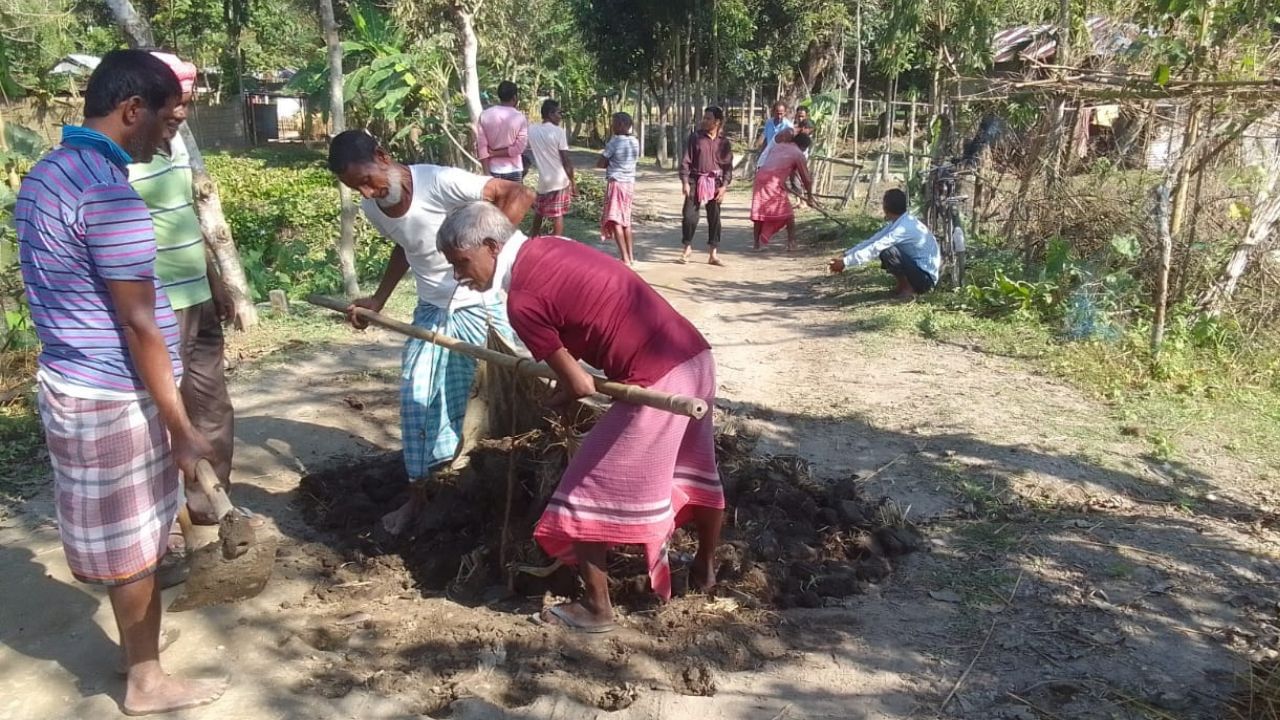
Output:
[476, 81, 529, 182]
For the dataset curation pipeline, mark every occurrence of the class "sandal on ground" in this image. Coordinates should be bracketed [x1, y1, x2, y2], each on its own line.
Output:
[531, 604, 616, 634]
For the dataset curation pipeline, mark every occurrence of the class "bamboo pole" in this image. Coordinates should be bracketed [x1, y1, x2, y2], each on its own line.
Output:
[852, 0, 862, 164]
[907, 92, 917, 179]
[307, 295, 709, 419]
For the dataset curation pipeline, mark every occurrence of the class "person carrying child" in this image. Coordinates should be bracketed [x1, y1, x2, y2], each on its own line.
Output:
[597, 112, 640, 266]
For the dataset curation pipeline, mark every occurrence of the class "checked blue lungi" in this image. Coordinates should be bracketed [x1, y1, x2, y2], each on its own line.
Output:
[401, 297, 512, 479]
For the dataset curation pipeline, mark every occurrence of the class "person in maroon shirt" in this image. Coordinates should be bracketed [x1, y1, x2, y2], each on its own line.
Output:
[437, 201, 726, 633]
[679, 106, 734, 266]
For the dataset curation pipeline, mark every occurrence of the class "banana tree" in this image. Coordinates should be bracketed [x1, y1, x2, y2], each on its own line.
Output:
[291, 2, 456, 161]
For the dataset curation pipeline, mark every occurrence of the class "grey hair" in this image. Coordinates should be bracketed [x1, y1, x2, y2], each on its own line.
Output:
[436, 201, 516, 253]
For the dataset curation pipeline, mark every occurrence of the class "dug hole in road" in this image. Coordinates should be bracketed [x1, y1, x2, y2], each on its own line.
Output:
[1, 161, 1275, 720]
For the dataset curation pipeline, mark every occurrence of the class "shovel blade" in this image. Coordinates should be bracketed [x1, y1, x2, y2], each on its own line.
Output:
[168, 537, 277, 612]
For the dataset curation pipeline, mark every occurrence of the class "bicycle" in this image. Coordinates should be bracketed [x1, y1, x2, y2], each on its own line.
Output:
[922, 162, 973, 288]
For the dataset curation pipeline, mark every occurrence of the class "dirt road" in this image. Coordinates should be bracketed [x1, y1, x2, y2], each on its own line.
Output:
[1, 162, 1274, 719]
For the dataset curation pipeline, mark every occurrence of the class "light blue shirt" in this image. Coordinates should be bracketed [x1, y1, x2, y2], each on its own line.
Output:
[843, 213, 941, 281]
[763, 117, 793, 146]
[602, 134, 639, 183]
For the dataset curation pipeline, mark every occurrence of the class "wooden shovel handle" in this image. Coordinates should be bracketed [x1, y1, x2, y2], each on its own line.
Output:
[308, 295, 710, 419]
[193, 458, 235, 521]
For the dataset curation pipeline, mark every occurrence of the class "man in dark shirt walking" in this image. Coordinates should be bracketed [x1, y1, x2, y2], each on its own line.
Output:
[679, 106, 733, 266]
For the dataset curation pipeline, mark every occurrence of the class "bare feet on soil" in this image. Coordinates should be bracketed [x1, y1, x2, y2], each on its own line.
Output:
[379, 494, 421, 536]
[122, 664, 228, 716]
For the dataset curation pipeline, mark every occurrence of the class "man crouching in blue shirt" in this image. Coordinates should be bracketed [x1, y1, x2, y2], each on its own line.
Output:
[828, 189, 941, 301]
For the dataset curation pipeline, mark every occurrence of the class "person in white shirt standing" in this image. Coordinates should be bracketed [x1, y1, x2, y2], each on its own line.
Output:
[829, 188, 941, 301]
[528, 99, 576, 237]
[476, 81, 529, 182]
[327, 130, 534, 535]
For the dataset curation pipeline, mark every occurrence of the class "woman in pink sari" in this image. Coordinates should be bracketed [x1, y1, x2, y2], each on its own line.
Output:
[751, 130, 814, 251]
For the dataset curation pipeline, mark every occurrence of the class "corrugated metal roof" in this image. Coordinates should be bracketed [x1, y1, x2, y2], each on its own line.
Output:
[992, 15, 1138, 65]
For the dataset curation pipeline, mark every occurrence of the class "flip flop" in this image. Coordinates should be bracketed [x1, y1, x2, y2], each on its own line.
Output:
[531, 604, 616, 634]
[677, 256, 690, 265]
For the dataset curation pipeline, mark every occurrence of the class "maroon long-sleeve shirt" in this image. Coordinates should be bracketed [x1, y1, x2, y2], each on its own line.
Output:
[679, 130, 734, 187]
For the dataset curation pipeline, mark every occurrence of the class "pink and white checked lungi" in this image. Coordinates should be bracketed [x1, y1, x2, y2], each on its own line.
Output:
[534, 187, 572, 219]
[533, 349, 723, 600]
[36, 378, 181, 586]
[601, 179, 635, 235]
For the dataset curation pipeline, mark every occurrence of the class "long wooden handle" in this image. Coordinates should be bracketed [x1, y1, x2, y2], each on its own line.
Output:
[193, 459, 235, 521]
[307, 295, 709, 419]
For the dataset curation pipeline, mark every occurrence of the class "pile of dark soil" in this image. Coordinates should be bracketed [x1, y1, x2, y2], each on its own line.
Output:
[299, 421, 921, 610]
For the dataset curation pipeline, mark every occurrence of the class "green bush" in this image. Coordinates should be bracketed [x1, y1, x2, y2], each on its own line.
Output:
[205, 148, 389, 301]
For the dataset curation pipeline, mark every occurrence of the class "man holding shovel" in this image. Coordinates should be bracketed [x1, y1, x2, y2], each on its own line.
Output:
[127, 52, 246, 549]
[437, 202, 725, 633]
[17, 49, 227, 715]
[327, 130, 534, 536]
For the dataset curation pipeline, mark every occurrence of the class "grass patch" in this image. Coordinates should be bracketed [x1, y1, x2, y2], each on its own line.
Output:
[0, 405, 44, 503]
[954, 520, 1023, 552]
[227, 281, 418, 374]
[797, 211, 1280, 474]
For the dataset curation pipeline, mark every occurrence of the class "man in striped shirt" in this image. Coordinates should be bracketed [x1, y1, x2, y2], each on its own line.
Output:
[128, 53, 238, 524]
[17, 50, 227, 714]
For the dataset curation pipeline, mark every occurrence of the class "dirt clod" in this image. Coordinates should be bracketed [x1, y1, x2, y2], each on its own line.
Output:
[675, 660, 717, 696]
[293, 427, 918, 713]
[597, 683, 641, 710]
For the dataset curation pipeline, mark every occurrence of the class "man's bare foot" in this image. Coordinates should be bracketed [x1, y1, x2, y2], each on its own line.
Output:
[691, 551, 717, 592]
[892, 291, 917, 303]
[380, 498, 419, 536]
[123, 667, 228, 716]
[535, 602, 615, 633]
[679, 248, 692, 264]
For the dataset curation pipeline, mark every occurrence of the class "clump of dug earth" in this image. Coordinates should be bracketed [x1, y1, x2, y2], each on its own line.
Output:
[300, 413, 922, 610]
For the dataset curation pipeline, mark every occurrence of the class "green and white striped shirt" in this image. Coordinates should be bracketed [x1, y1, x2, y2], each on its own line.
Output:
[127, 136, 211, 311]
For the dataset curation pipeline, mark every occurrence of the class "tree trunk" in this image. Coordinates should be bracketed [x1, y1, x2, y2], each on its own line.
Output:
[1150, 184, 1173, 356]
[711, 0, 720, 102]
[636, 89, 646, 162]
[656, 92, 670, 168]
[452, 5, 483, 127]
[319, 0, 359, 298]
[105, 0, 258, 328]
[1197, 159, 1280, 316]
[852, 0, 863, 163]
[1044, 0, 1073, 188]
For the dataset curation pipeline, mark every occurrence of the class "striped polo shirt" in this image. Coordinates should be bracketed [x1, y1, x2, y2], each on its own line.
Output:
[17, 126, 182, 393]
[128, 135, 210, 310]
